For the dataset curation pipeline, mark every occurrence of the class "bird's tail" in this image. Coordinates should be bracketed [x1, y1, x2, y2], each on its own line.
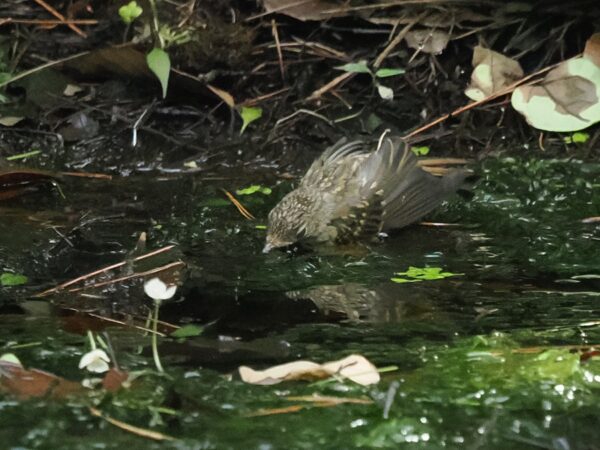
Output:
[359, 137, 468, 230]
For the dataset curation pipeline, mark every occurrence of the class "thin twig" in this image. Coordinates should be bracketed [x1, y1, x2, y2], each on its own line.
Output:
[402, 56, 572, 140]
[32, 0, 87, 37]
[89, 407, 176, 441]
[271, 19, 286, 82]
[35, 245, 177, 297]
[222, 189, 255, 220]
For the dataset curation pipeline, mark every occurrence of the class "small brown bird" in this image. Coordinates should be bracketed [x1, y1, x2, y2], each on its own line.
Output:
[263, 136, 467, 253]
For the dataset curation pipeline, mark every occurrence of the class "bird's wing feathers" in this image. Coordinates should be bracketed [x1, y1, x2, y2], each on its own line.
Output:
[301, 138, 368, 188]
[358, 137, 466, 230]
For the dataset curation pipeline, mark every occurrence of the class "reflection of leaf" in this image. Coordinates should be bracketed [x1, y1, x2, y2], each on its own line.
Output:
[391, 266, 462, 283]
[170, 325, 203, 338]
[336, 61, 371, 74]
[239, 354, 380, 386]
[1, 273, 28, 286]
[465, 46, 523, 101]
[239, 106, 262, 134]
[146, 48, 170, 98]
[374, 68, 405, 78]
[405, 29, 449, 55]
[236, 185, 272, 196]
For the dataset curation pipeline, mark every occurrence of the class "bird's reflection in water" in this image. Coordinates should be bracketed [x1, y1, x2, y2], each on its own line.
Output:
[287, 282, 439, 323]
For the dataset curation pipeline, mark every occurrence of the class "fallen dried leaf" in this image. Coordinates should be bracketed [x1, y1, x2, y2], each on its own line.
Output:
[239, 354, 380, 386]
[465, 46, 523, 101]
[405, 29, 449, 55]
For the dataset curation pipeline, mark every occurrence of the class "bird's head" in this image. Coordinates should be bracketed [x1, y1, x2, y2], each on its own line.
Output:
[263, 193, 307, 253]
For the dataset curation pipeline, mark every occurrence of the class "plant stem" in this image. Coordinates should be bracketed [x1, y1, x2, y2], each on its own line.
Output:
[152, 301, 164, 373]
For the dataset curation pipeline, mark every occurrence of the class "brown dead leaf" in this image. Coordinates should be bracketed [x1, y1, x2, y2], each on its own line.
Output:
[239, 354, 380, 386]
[465, 46, 523, 101]
[511, 54, 600, 131]
[262, 0, 346, 22]
[0, 169, 59, 201]
[584, 32, 600, 68]
[102, 368, 130, 392]
[0, 360, 84, 399]
[206, 84, 235, 108]
[405, 29, 449, 55]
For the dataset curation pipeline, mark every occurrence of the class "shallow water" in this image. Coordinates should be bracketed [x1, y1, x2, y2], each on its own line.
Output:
[0, 157, 599, 449]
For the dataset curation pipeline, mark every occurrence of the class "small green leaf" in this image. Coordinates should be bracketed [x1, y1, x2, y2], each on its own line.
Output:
[391, 266, 462, 283]
[255, 224, 267, 230]
[236, 185, 272, 196]
[119, 1, 143, 24]
[1, 272, 28, 286]
[411, 146, 430, 156]
[146, 48, 170, 99]
[375, 68, 405, 78]
[239, 106, 262, 134]
[170, 325, 203, 338]
[336, 61, 371, 74]
[563, 132, 590, 144]
[390, 277, 421, 284]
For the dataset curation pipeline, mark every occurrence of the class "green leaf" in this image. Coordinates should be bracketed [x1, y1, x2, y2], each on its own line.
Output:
[336, 61, 371, 74]
[390, 277, 421, 284]
[236, 185, 272, 196]
[254, 224, 267, 230]
[239, 106, 262, 135]
[119, 1, 143, 24]
[146, 48, 170, 99]
[170, 325, 203, 338]
[1, 272, 28, 286]
[563, 132, 590, 144]
[411, 146, 430, 156]
[375, 68, 405, 78]
[391, 266, 462, 283]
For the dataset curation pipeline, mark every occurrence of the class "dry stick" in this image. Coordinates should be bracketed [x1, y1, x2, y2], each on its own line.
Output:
[222, 189, 256, 220]
[59, 171, 113, 180]
[65, 261, 186, 294]
[307, 71, 354, 101]
[271, 19, 286, 82]
[61, 309, 171, 336]
[0, 18, 98, 25]
[402, 58, 567, 140]
[89, 407, 176, 441]
[32, 0, 87, 37]
[35, 245, 176, 297]
[241, 87, 290, 107]
[373, 13, 424, 69]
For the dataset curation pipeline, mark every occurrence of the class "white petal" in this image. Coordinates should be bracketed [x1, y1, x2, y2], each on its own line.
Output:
[79, 349, 110, 370]
[86, 358, 110, 373]
[144, 277, 177, 301]
[377, 84, 394, 100]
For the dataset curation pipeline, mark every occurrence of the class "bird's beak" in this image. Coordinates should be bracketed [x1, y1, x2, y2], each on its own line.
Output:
[262, 242, 274, 254]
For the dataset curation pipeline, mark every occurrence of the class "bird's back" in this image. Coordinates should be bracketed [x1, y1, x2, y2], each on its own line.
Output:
[298, 137, 467, 244]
